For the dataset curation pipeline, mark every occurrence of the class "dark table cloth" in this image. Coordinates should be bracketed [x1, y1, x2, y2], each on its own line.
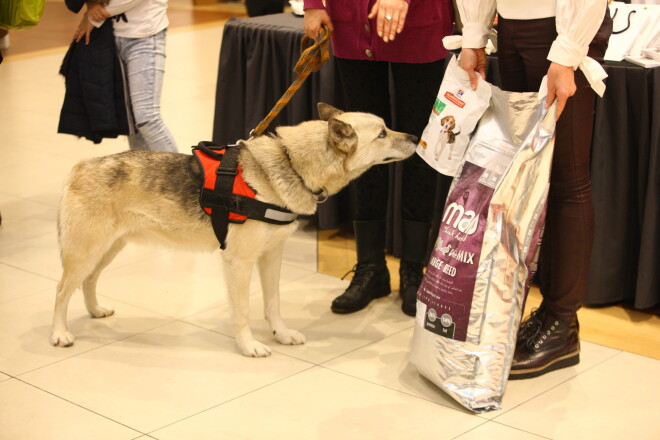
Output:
[212, 13, 658, 310]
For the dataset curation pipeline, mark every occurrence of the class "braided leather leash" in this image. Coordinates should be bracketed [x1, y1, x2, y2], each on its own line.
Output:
[249, 25, 330, 138]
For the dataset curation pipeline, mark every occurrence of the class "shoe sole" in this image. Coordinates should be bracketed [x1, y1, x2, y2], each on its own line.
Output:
[331, 290, 391, 314]
[508, 350, 580, 380]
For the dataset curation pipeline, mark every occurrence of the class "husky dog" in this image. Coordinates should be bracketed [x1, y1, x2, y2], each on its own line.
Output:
[51, 103, 417, 357]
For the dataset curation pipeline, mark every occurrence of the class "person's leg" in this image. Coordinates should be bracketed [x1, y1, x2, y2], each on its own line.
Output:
[115, 30, 178, 153]
[497, 15, 610, 379]
[331, 58, 391, 313]
[391, 59, 449, 316]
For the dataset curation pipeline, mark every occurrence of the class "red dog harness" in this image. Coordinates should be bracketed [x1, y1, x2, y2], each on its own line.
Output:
[192, 141, 297, 250]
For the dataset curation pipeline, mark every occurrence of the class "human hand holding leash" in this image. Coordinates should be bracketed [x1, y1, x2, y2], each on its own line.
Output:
[368, 0, 409, 43]
[459, 48, 487, 91]
[546, 62, 576, 120]
[303, 8, 334, 40]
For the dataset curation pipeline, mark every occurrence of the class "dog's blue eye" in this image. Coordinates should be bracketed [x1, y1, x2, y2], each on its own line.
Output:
[379, 129, 386, 138]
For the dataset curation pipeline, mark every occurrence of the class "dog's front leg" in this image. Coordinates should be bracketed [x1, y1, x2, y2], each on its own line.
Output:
[258, 245, 305, 347]
[222, 255, 271, 357]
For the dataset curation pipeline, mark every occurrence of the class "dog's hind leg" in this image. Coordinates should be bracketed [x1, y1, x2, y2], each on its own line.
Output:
[82, 238, 126, 319]
[51, 235, 118, 347]
[222, 255, 271, 357]
[51, 256, 104, 347]
[258, 244, 305, 347]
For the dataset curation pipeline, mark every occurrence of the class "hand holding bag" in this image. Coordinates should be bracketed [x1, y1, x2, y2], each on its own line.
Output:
[416, 55, 491, 177]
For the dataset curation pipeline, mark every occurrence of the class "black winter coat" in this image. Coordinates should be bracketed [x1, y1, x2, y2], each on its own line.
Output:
[57, 0, 130, 144]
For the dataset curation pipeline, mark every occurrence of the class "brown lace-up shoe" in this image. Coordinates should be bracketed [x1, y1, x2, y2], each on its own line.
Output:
[509, 307, 580, 380]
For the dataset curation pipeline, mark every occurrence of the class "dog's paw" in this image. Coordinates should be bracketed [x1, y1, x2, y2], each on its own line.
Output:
[89, 305, 115, 319]
[50, 330, 75, 347]
[274, 329, 306, 346]
[240, 340, 272, 357]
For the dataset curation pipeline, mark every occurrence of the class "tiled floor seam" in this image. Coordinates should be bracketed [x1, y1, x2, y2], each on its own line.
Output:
[489, 349, 624, 423]
[318, 323, 416, 366]
[317, 361, 474, 415]
[0, 284, 54, 307]
[0, 232, 60, 255]
[13, 319, 175, 378]
[12, 376, 147, 437]
[142, 364, 318, 437]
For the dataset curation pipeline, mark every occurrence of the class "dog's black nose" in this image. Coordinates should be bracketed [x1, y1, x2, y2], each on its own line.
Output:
[409, 135, 419, 144]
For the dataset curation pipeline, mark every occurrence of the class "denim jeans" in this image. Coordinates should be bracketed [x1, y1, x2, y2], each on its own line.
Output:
[115, 29, 178, 152]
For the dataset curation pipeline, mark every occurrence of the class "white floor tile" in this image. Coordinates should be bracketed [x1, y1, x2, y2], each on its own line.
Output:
[0, 231, 61, 280]
[151, 366, 484, 440]
[493, 351, 660, 439]
[0, 231, 168, 282]
[19, 321, 313, 433]
[454, 422, 547, 440]
[185, 271, 415, 364]
[323, 327, 465, 410]
[0, 378, 142, 440]
[0, 372, 9, 381]
[325, 328, 621, 417]
[0, 263, 55, 304]
[0, 289, 172, 376]
[0, 193, 58, 247]
[95, 249, 313, 319]
[0, 148, 80, 206]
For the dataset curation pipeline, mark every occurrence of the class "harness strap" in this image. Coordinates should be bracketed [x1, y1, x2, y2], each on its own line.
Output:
[209, 143, 240, 250]
[193, 141, 297, 250]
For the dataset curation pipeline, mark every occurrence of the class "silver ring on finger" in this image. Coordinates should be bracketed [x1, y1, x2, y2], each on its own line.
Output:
[385, 14, 392, 21]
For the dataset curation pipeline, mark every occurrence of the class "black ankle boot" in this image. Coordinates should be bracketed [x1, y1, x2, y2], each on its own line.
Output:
[400, 260, 424, 316]
[509, 306, 580, 380]
[399, 220, 431, 316]
[332, 262, 390, 313]
[331, 221, 390, 314]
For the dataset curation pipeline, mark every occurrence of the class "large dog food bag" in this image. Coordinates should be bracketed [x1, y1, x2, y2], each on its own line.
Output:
[416, 55, 491, 177]
[409, 79, 557, 412]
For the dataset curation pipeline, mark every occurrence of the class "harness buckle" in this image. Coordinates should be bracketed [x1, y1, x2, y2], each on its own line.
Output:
[216, 168, 238, 176]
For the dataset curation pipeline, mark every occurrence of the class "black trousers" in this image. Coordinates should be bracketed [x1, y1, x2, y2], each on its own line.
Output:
[334, 58, 450, 223]
[497, 13, 612, 318]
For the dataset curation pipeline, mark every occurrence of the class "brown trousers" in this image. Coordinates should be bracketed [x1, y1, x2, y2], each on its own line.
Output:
[497, 14, 612, 318]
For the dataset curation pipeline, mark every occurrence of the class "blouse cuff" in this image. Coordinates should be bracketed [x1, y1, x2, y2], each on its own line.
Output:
[461, 23, 491, 49]
[547, 34, 588, 68]
[548, 34, 608, 97]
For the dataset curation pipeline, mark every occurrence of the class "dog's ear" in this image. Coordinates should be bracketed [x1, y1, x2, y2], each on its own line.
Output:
[328, 117, 357, 154]
[318, 102, 343, 121]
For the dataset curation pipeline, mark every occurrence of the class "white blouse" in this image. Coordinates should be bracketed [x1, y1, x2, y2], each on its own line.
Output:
[457, 0, 609, 95]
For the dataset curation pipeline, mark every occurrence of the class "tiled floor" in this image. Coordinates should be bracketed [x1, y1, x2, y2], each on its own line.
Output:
[1, 23, 660, 440]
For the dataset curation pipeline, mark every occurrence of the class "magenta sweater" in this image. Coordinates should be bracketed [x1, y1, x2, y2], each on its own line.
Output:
[304, 0, 454, 63]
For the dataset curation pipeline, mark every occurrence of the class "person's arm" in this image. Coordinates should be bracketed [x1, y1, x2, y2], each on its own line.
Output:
[457, 0, 497, 90]
[546, 0, 608, 117]
[87, 0, 147, 27]
[303, 0, 333, 40]
[86, 0, 110, 22]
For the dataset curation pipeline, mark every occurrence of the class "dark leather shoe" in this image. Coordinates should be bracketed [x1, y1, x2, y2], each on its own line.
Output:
[400, 260, 424, 317]
[331, 262, 390, 314]
[509, 308, 580, 380]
